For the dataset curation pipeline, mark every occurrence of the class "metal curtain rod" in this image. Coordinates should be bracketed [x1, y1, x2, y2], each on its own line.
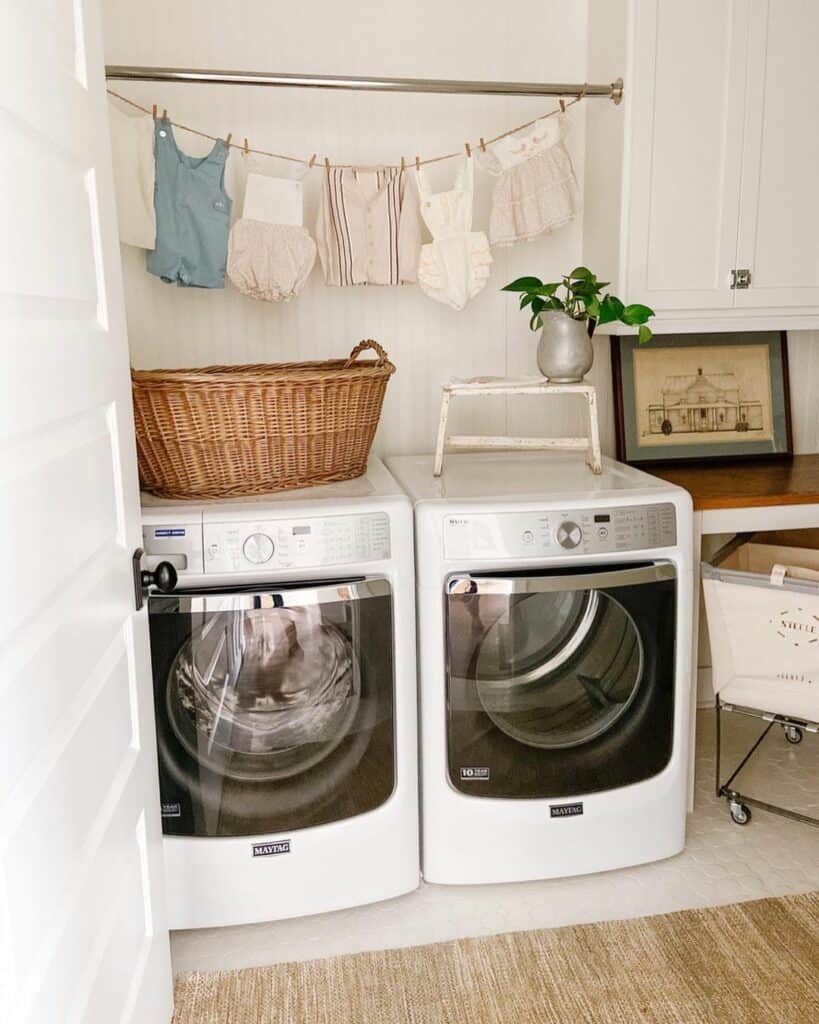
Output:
[105, 66, 624, 103]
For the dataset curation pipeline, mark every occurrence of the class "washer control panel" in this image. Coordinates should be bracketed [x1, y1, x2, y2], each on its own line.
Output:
[142, 523, 204, 576]
[201, 512, 391, 573]
[443, 502, 676, 559]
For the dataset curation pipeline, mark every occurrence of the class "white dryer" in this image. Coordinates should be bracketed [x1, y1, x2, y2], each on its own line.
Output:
[139, 457, 418, 929]
[387, 452, 693, 885]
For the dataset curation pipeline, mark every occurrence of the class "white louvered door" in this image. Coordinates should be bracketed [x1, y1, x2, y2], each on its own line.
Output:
[0, 2, 173, 1023]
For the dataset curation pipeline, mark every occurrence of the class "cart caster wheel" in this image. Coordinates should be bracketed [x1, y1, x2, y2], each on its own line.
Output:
[729, 801, 752, 826]
[784, 725, 803, 745]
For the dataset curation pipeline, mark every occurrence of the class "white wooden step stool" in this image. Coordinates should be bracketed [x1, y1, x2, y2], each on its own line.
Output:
[433, 376, 603, 477]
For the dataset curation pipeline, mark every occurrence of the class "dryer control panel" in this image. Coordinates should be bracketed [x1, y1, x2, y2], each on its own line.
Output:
[202, 512, 391, 573]
[443, 502, 676, 560]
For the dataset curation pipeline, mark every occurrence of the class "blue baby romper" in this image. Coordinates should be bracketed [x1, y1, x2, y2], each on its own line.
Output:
[148, 119, 231, 287]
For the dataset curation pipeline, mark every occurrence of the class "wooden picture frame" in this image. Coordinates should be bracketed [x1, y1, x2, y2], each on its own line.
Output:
[611, 332, 792, 466]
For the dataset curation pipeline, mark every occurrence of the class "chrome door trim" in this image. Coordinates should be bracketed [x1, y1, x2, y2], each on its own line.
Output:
[149, 576, 391, 613]
[447, 561, 676, 596]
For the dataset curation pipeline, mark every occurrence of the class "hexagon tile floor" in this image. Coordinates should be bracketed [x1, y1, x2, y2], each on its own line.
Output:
[170, 709, 819, 974]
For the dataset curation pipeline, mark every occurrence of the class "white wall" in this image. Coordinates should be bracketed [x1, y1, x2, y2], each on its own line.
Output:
[102, 0, 819, 459]
[787, 334, 819, 453]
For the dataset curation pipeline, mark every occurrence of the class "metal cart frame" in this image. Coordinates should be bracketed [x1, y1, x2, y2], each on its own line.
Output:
[715, 699, 819, 827]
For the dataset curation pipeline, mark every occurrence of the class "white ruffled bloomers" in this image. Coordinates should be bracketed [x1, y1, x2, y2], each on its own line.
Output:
[227, 220, 316, 302]
[417, 233, 493, 311]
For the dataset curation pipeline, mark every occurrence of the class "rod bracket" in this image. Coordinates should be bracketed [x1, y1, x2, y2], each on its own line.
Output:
[611, 77, 624, 105]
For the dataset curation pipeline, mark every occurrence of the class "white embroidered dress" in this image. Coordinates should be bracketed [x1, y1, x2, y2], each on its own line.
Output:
[479, 114, 580, 247]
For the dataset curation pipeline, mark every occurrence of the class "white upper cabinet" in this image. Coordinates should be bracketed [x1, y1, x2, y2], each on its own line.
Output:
[734, 0, 819, 310]
[624, 0, 747, 313]
[585, 0, 819, 331]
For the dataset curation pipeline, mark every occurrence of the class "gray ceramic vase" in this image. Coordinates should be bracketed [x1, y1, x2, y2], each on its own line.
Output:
[536, 311, 594, 382]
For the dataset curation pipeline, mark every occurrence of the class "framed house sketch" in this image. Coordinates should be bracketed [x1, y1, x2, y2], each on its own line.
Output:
[611, 332, 792, 465]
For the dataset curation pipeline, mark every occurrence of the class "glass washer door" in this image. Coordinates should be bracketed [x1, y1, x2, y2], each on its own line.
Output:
[166, 594, 362, 782]
[149, 577, 395, 837]
[446, 562, 678, 799]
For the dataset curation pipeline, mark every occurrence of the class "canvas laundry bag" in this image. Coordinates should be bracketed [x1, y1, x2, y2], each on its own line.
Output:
[702, 538, 819, 721]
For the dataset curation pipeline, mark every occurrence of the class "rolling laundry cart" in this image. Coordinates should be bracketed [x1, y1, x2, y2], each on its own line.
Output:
[702, 532, 819, 828]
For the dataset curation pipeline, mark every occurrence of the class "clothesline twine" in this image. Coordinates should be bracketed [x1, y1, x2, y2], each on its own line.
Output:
[105, 87, 587, 170]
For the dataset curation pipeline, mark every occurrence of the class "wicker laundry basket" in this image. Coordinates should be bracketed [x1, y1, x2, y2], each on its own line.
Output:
[132, 339, 395, 500]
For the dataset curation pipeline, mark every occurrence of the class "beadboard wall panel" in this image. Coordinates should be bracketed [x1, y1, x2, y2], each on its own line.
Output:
[103, 1, 819, 459]
[103, 0, 607, 456]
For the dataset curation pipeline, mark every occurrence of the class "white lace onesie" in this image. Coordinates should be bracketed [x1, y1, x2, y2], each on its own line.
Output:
[415, 156, 492, 311]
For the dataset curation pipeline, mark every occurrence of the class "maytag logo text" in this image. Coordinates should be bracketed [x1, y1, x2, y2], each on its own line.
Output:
[550, 802, 584, 818]
[252, 840, 291, 858]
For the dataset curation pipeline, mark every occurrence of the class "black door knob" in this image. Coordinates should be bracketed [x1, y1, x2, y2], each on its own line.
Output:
[141, 561, 178, 593]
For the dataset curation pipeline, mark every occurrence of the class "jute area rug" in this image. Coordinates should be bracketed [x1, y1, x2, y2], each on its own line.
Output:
[173, 891, 819, 1023]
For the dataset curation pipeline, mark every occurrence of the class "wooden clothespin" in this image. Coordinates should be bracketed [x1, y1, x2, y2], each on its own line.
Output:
[162, 108, 168, 120]
[225, 133, 233, 146]
[243, 137, 249, 155]
[324, 157, 331, 171]
[152, 103, 157, 120]
[559, 98, 566, 113]
[479, 137, 486, 152]
[400, 156, 406, 173]
[464, 141, 472, 158]
[308, 153, 317, 168]
[415, 155, 421, 172]
[577, 82, 588, 101]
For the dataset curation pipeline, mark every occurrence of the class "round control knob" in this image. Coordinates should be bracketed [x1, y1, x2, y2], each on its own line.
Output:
[556, 521, 583, 549]
[242, 532, 275, 564]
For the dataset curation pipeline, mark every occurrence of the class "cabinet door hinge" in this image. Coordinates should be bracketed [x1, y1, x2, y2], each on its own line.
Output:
[730, 268, 752, 289]
[133, 547, 145, 611]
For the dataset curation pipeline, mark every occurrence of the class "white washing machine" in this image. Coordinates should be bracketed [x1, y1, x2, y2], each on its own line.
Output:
[387, 451, 693, 885]
[139, 457, 418, 929]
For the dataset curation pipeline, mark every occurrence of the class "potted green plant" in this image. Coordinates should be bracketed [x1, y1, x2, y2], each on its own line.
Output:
[502, 267, 654, 382]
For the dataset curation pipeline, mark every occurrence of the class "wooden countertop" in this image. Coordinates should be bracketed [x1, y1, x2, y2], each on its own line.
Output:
[647, 454, 819, 511]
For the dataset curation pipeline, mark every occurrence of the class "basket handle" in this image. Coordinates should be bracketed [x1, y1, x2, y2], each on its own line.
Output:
[771, 563, 819, 586]
[345, 339, 388, 368]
